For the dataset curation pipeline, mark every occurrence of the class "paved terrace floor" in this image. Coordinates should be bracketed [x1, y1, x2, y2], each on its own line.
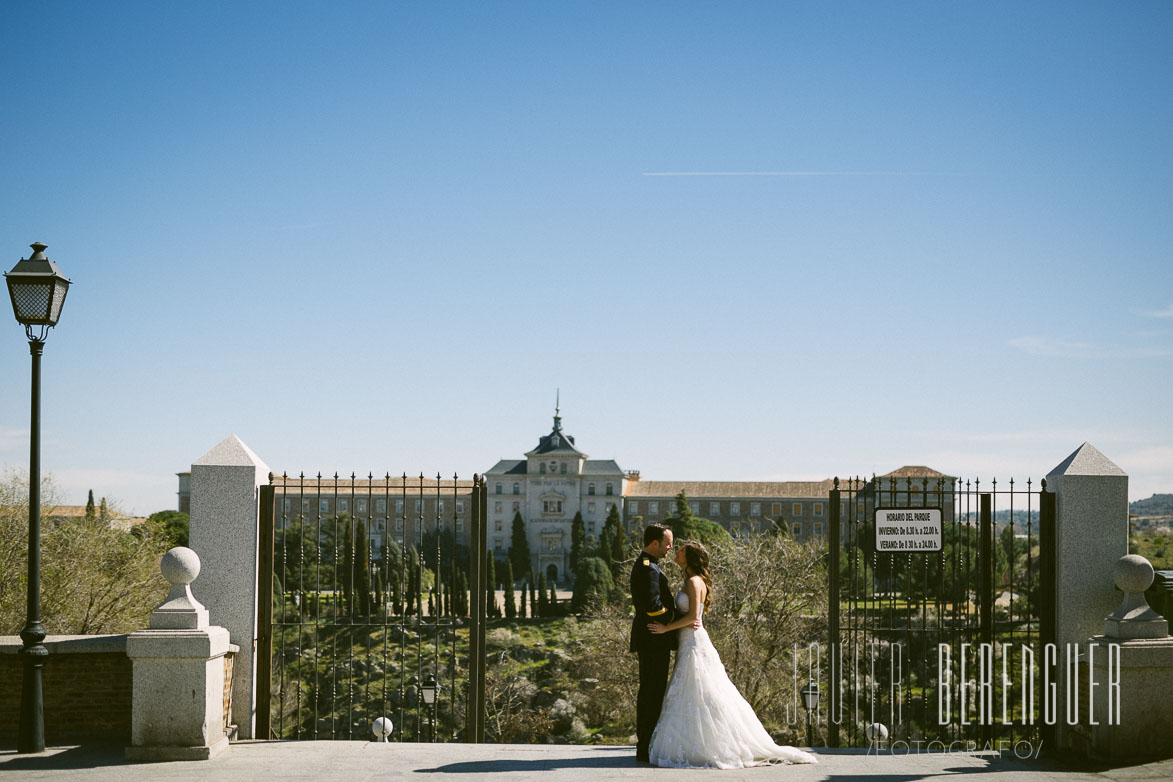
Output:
[1, 742, 1171, 782]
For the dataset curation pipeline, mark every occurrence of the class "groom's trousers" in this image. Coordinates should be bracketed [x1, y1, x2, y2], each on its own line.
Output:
[636, 646, 671, 757]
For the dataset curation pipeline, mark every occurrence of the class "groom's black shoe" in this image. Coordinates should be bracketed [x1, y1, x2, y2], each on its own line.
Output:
[636, 750, 650, 763]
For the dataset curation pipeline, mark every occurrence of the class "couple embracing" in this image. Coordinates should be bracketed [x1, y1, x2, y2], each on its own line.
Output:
[629, 523, 818, 769]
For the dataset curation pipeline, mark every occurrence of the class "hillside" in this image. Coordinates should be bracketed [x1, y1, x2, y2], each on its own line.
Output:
[1131, 494, 1173, 516]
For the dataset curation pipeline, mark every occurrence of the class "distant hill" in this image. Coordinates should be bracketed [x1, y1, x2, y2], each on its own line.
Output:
[1131, 494, 1173, 516]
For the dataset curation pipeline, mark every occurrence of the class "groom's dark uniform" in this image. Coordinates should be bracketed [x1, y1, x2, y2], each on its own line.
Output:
[630, 551, 678, 761]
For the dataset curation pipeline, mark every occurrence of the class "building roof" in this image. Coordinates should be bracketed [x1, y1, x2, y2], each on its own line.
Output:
[876, 466, 956, 483]
[269, 475, 476, 490]
[486, 460, 527, 475]
[525, 410, 585, 457]
[626, 480, 836, 499]
[582, 460, 624, 476]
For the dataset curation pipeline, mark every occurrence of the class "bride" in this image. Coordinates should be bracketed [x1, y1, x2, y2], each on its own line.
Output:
[647, 541, 818, 769]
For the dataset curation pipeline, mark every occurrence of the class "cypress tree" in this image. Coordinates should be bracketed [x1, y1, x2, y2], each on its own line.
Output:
[485, 551, 498, 618]
[570, 512, 586, 573]
[548, 578, 557, 613]
[354, 520, 372, 616]
[519, 582, 528, 618]
[509, 511, 531, 577]
[99, 496, 109, 524]
[529, 579, 537, 618]
[85, 490, 96, 522]
[538, 572, 548, 617]
[504, 560, 516, 619]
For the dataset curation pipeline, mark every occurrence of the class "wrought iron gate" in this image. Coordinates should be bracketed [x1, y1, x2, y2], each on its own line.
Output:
[825, 475, 1055, 749]
[257, 472, 489, 742]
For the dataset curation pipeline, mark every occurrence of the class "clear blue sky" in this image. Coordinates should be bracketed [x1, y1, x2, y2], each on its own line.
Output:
[1, 1, 1170, 515]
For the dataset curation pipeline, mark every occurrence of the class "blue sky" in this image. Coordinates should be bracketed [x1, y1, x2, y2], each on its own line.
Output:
[1, 1, 1170, 514]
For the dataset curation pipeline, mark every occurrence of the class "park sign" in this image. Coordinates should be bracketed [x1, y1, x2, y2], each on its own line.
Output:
[875, 508, 942, 553]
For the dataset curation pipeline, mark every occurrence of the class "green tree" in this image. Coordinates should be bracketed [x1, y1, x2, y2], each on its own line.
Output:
[570, 512, 586, 573]
[572, 556, 614, 613]
[1, 471, 169, 635]
[352, 519, 372, 615]
[537, 572, 548, 617]
[504, 560, 516, 619]
[664, 491, 731, 548]
[85, 489, 96, 522]
[146, 510, 189, 548]
[486, 550, 498, 618]
[509, 511, 531, 577]
[99, 496, 109, 524]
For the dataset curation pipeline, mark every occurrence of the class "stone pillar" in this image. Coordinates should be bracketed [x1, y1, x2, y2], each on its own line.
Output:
[188, 435, 269, 739]
[126, 548, 238, 761]
[1046, 442, 1128, 751]
[1087, 555, 1173, 760]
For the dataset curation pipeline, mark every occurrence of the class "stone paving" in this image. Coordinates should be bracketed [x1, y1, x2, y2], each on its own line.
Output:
[2, 742, 1172, 782]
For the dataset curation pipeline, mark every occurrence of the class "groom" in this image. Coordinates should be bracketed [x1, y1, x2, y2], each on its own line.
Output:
[629, 523, 677, 763]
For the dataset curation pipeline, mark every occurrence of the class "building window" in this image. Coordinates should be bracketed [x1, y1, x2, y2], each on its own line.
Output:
[560, 462, 567, 474]
[540, 462, 547, 474]
[814, 522, 823, 537]
[413, 500, 422, 513]
[588, 522, 595, 534]
[606, 483, 614, 496]
[649, 501, 659, 514]
[494, 539, 503, 552]
[396, 499, 404, 513]
[320, 499, 330, 513]
[588, 483, 596, 496]
[730, 502, 740, 516]
[494, 501, 502, 513]
[792, 503, 802, 516]
[512, 501, 520, 511]
[414, 518, 422, 531]
[793, 522, 802, 537]
[495, 520, 503, 532]
[772, 502, 781, 516]
[438, 501, 445, 513]
[546, 539, 557, 551]
[814, 502, 824, 517]
[357, 499, 368, 513]
[302, 499, 310, 512]
[690, 502, 699, 514]
[750, 502, 760, 516]
[456, 520, 464, 532]
[495, 483, 502, 495]
[396, 518, 404, 532]
[543, 500, 563, 514]
[709, 502, 720, 516]
[588, 502, 595, 513]
[457, 501, 464, 513]
[513, 482, 520, 495]
[629, 501, 638, 513]
[342, 499, 352, 513]
[375, 499, 386, 513]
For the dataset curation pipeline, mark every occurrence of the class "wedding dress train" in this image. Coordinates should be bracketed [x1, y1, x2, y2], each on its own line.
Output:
[648, 591, 818, 769]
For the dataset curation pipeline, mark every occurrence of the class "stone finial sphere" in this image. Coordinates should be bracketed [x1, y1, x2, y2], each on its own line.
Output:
[866, 722, 889, 741]
[372, 716, 393, 738]
[161, 546, 201, 585]
[1114, 554, 1154, 594]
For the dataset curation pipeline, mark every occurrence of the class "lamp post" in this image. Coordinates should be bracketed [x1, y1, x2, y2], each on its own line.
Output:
[800, 680, 819, 749]
[5, 242, 71, 754]
[421, 674, 437, 742]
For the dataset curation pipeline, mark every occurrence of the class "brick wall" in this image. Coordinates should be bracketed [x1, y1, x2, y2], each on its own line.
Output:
[0, 635, 131, 747]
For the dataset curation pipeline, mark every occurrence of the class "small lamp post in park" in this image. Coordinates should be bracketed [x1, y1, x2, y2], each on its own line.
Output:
[421, 674, 438, 742]
[800, 680, 820, 749]
[5, 242, 71, 754]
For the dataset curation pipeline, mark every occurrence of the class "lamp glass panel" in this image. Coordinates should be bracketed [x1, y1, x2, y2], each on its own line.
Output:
[8, 280, 53, 324]
[48, 280, 69, 324]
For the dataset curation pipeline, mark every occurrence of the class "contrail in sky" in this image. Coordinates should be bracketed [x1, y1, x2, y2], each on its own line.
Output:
[642, 170, 971, 176]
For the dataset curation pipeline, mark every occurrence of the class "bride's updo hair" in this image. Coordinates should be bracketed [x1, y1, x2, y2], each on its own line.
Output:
[681, 541, 713, 612]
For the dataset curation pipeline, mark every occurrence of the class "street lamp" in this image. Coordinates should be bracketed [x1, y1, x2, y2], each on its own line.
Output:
[421, 674, 437, 742]
[5, 242, 71, 754]
[800, 680, 819, 748]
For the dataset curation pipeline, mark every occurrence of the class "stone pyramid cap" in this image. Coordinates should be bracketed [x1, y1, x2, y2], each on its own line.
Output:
[1047, 442, 1126, 478]
[194, 434, 266, 468]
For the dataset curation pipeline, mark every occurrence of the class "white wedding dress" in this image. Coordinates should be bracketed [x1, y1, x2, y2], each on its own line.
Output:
[649, 591, 818, 769]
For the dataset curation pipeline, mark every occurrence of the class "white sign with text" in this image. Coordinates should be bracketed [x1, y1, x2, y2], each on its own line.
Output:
[875, 508, 942, 552]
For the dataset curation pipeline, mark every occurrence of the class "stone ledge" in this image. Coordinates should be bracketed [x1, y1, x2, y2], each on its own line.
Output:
[125, 735, 229, 762]
[0, 635, 128, 655]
